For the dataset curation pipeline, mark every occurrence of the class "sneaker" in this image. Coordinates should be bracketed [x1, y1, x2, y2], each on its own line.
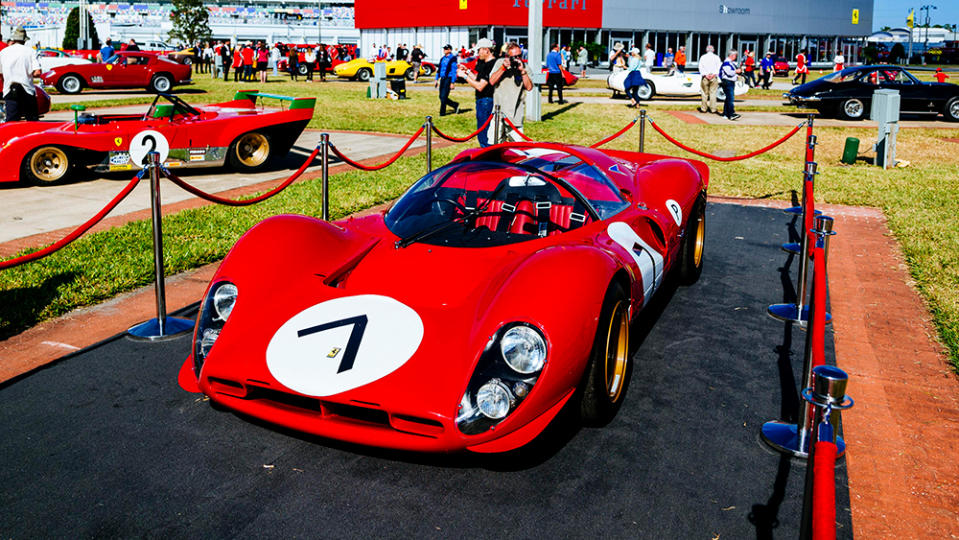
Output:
[454, 104, 461, 114]
[557, 100, 568, 104]
[729, 114, 741, 120]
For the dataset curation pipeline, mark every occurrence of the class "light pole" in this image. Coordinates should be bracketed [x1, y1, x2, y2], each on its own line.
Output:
[920, 4, 937, 64]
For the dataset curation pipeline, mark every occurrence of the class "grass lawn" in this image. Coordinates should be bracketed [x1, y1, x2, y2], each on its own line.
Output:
[12, 76, 959, 370]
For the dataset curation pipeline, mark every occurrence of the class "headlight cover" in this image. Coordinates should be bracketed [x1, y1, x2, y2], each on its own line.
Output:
[192, 280, 237, 377]
[456, 323, 547, 435]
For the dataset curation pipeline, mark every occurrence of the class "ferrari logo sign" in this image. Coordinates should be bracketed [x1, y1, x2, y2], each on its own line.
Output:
[327, 347, 342, 358]
[106, 64, 113, 71]
[114, 137, 122, 147]
[852, 8, 859, 25]
[459, 0, 467, 8]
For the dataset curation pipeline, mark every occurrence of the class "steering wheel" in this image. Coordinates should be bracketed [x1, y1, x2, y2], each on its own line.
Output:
[432, 197, 468, 217]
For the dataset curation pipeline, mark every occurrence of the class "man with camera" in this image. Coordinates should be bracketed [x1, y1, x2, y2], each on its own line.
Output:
[459, 38, 496, 147]
[489, 42, 533, 142]
[0, 26, 41, 122]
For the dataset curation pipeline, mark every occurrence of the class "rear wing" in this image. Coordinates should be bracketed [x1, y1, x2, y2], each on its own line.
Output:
[232, 90, 316, 110]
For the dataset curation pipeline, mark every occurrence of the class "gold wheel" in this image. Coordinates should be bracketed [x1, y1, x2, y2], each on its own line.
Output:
[603, 300, 630, 402]
[29, 147, 70, 184]
[234, 132, 270, 168]
[693, 213, 705, 267]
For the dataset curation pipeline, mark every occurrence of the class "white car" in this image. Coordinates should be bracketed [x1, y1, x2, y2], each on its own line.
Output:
[607, 68, 749, 101]
[35, 48, 91, 72]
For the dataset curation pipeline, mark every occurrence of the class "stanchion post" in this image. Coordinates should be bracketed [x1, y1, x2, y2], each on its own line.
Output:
[639, 109, 647, 153]
[128, 152, 193, 341]
[799, 365, 853, 540]
[321, 133, 330, 221]
[425, 115, 433, 173]
[769, 161, 820, 325]
[805, 113, 816, 162]
[493, 105, 502, 145]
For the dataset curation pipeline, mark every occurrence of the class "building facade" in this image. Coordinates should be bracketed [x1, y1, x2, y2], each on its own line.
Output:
[355, 0, 873, 66]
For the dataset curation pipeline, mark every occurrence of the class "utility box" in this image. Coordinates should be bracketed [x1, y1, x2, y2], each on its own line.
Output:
[870, 89, 900, 169]
[369, 62, 387, 99]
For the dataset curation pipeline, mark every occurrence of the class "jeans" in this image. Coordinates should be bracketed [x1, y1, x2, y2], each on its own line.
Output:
[626, 85, 641, 104]
[3, 85, 38, 122]
[475, 96, 493, 147]
[721, 80, 736, 117]
[438, 77, 458, 115]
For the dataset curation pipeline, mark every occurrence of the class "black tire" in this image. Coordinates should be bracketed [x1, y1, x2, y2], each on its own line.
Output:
[404, 67, 415, 81]
[22, 146, 72, 186]
[421, 64, 435, 77]
[149, 74, 173, 94]
[227, 131, 273, 172]
[579, 281, 632, 426]
[677, 195, 706, 285]
[297, 63, 309, 76]
[837, 98, 867, 120]
[943, 97, 959, 122]
[57, 74, 83, 94]
[356, 68, 372, 82]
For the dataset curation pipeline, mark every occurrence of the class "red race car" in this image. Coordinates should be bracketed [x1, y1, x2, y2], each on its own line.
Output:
[0, 91, 315, 185]
[40, 51, 192, 94]
[178, 142, 709, 453]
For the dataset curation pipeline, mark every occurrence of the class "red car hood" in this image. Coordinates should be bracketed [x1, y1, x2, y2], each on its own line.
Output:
[204, 216, 541, 421]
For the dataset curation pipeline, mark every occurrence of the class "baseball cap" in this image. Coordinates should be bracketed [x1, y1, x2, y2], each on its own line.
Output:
[476, 38, 493, 50]
[443, 44, 452, 50]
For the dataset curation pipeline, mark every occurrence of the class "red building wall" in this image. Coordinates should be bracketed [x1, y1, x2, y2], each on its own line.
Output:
[354, 0, 602, 29]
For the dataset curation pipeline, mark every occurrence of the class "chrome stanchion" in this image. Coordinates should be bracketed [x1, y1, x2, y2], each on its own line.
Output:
[784, 114, 818, 216]
[762, 218, 838, 457]
[128, 152, 194, 341]
[493, 105, 502, 145]
[799, 365, 853, 540]
[639, 109, 647, 153]
[769, 162, 830, 326]
[320, 134, 330, 221]
[425, 115, 433, 173]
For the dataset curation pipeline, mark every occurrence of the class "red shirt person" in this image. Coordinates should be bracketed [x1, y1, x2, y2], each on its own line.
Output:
[935, 68, 949, 83]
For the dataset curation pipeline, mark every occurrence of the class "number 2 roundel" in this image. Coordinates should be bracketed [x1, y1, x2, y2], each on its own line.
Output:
[266, 295, 424, 397]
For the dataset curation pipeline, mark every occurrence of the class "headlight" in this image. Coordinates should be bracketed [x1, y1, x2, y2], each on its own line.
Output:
[456, 322, 548, 435]
[192, 280, 237, 377]
[212, 283, 238, 321]
[476, 379, 512, 419]
[500, 326, 546, 374]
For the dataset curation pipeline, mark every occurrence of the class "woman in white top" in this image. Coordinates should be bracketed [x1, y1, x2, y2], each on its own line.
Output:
[623, 48, 647, 108]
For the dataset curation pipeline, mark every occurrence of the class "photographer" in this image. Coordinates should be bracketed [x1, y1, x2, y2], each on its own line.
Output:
[489, 42, 533, 142]
[608, 42, 627, 72]
[459, 38, 495, 147]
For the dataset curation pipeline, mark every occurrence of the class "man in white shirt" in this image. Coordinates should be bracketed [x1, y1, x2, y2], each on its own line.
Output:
[0, 27, 41, 122]
[697, 45, 721, 114]
[643, 43, 656, 69]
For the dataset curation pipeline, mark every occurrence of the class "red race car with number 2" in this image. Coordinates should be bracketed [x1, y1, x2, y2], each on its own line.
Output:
[40, 51, 192, 94]
[179, 142, 709, 454]
[0, 91, 315, 185]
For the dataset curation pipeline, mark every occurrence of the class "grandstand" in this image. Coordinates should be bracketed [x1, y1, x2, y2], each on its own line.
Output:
[0, 1, 359, 48]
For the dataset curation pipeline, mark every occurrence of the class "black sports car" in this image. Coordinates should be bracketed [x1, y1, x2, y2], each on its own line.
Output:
[784, 65, 959, 121]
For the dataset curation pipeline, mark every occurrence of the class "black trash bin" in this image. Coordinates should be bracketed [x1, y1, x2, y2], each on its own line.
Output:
[390, 78, 408, 100]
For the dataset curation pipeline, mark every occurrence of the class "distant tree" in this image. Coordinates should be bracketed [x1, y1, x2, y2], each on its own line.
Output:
[168, 0, 211, 46]
[862, 44, 880, 64]
[62, 7, 100, 50]
[880, 26, 892, 32]
[890, 42, 906, 63]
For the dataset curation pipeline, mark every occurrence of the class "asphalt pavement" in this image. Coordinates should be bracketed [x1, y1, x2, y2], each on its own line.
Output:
[0, 202, 852, 538]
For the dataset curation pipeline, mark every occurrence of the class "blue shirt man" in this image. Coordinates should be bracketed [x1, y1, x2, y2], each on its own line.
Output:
[434, 45, 459, 116]
[759, 52, 774, 89]
[545, 43, 566, 104]
[99, 39, 116, 63]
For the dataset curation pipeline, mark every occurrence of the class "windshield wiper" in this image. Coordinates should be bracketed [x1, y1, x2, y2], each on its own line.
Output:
[395, 183, 507, 249]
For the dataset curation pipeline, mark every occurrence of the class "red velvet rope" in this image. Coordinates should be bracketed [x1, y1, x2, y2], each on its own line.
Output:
[810, 246, 827, 369]
[812, 440, 838, 540]
[329, 125, 426, 171]
[590, 118, 637, 148]
[432, 113, 493, 142]
[648, 119, 804, 161]
[0, 174, 142, 271]
[163, 146, 320, 207]
[501, 116, 534, 141]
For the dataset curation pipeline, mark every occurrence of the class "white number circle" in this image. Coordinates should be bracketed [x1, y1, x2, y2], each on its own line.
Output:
[129, 130, 170, 168]
[266, 295, 424, 397]
[666, 199, 683, 227]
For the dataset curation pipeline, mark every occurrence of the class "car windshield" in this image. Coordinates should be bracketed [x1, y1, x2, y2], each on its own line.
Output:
[385, 152, 628, 248]
[820, 68, 866, 83]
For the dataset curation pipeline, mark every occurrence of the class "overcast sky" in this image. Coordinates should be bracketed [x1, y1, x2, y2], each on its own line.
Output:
[873, 0, 959, 31]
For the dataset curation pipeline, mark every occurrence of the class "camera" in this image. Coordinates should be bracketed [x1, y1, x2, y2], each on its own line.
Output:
[509, 57, 523, 70]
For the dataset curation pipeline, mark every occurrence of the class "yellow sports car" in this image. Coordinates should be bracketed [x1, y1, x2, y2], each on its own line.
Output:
[334, 59, 426, 81]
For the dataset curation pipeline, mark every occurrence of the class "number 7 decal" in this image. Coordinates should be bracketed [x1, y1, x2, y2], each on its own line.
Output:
[298, 315, 368, 373]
